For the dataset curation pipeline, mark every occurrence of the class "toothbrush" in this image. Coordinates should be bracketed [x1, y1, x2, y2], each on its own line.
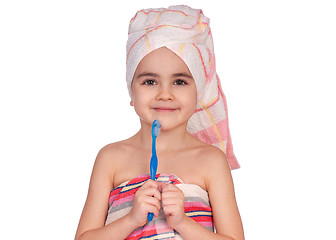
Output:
[147, 119, 161, 222]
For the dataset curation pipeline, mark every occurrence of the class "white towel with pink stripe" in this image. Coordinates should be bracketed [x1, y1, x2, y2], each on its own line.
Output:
[126, 5, 239, 169]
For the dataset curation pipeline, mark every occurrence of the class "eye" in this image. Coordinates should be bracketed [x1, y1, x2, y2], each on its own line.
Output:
[142, 79, 157, 86]
[174, 79, 188, 85]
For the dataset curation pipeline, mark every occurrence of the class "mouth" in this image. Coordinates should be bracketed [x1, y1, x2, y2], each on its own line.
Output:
[153, 107, 177, 113]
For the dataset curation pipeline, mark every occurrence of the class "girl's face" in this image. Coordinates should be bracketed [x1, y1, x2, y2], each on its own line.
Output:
[131, 47, 197, 131]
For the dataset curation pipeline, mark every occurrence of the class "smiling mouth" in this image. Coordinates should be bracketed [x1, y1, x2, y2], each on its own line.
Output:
[153, 107, 176, 112]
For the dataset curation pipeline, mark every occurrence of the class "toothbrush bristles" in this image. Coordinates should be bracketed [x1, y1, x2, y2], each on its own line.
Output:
[152, 120, 161, 137]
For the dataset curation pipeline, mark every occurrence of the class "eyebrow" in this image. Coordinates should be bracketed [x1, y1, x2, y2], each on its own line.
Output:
[135, 72, 159, 79]
[172, 73, 193, 79]
[135, 72, 193, 79]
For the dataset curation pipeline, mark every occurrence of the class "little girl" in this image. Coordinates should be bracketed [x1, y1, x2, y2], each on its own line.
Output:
[75, 5, 244, 240]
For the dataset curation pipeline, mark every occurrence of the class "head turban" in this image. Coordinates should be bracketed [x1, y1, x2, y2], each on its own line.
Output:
[126, 5, 239, 169]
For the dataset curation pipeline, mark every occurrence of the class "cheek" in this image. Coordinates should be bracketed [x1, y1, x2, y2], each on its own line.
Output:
[131, 90, 152, 110]
[188, 87, 198, 108]
[181, 89, 197, 110]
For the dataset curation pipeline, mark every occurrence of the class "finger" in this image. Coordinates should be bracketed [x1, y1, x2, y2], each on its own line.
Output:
[144, 195, 161, 211]
[162, 183, 180, 192]
[142, 179, 159, 189]
[147, 204, 160, 217]
[137, 190, 161, 202]
[162, 191, 182, 198]
[157, 182, 164, 192]
[162, 188, 184, 200]
[162, 205, 177, 216]
[138, 184, 161, 199]
[133, 195, 161, 217]
[143, 186, 161, 197]
[162, 197, 184, 208]
[162, 192, 184, 207]
[142, 196, 161, 217]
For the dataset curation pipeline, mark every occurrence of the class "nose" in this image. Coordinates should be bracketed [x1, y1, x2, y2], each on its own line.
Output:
[155, 85, 175, 101]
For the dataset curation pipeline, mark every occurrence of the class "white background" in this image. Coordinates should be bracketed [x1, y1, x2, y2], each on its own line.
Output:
[1, 0, 335, 239]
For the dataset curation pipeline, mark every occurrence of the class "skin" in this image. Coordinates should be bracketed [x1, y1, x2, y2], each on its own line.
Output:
[75, 47, 244, 240]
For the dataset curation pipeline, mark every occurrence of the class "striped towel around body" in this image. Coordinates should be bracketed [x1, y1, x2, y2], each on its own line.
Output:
[105, 174, 214, 239]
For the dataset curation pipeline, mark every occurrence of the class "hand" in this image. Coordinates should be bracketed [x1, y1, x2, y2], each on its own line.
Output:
[128, 179, 161, 227]
[161, 183, 187, 229]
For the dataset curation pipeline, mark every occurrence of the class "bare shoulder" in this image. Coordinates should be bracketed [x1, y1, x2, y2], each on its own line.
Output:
[178, 136, 232, 189]
[97, 140, 128, 161]
[95, 138, 144, 188]
[99, 139, 134, 156]
[95, 139, 134, 167]
[197, 145, 232, 188]
[194, 144, 231, 180]
[200, 145, 229, 169]
[87, 140, 131, 188]
[89, 141, 131, 186]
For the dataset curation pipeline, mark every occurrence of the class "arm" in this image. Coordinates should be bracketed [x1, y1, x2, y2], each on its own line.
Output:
[206, 150, 244, 240]
[161, 148, 244, 240]
[75, 145, 161, 240]
[75, 146, 135, 240]
[77, 214, 139, 240]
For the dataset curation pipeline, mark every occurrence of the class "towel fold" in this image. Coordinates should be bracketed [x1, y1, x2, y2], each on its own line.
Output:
[126, 5, 239, 169]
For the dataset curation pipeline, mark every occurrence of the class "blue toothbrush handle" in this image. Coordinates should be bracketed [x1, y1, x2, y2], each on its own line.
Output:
[147, 154, 157, 221]
[149, 155, 157, 180]
[147, 212, 154, 221]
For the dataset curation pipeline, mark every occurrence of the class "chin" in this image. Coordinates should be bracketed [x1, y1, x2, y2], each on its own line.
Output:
[158, 119, 187, 131]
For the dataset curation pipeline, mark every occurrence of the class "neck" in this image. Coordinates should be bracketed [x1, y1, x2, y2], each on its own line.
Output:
[136, 121, 191, 153]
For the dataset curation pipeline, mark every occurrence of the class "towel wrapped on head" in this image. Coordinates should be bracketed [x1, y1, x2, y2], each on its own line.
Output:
[126, 5, 239, 169]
